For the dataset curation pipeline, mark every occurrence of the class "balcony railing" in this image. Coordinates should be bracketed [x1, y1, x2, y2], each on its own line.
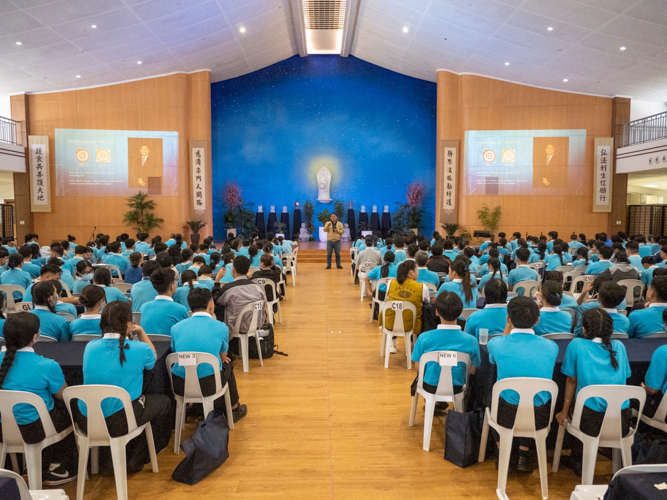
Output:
[0, 116, 20, 146]
[621, 111, 667, 148]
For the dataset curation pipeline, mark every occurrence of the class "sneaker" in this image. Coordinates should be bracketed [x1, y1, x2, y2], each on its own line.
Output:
[232, 403, 248, 423]
[43, 463, 77, 486]
[326, 266, 331, 269]
[389, 339, 397, 354]
[337, 266, 343, 269]
[516, 451, 534, 474]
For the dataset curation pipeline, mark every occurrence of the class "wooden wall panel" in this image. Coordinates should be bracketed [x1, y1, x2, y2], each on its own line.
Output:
[23, 71, 212, 244]
[438, 72, 615, 238]
[10, 94, 32, 243]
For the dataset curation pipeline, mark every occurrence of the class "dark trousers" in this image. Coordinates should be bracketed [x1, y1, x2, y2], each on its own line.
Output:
[492, 397, 552, 449]
[172, 361, 240, 408]
[410, 377, 462, 397]
[327, 240, 341, 267]
[0, 399, 78, 471]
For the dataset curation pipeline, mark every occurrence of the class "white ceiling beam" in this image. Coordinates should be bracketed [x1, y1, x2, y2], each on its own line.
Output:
[288, 0, 308, 57]
[340, 0, 361, 57]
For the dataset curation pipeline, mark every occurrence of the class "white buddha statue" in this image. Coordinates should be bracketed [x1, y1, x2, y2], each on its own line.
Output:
[317, 167, 332, 203]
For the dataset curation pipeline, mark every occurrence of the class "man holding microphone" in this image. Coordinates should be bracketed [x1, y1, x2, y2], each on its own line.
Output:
[324, 213, 345, 269]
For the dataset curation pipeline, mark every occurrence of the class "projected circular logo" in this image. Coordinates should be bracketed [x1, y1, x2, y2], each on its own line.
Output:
[76, 149, 89, 162]
[502, 149, 516, 162]
[96, 149, 110, 162]
[483, 150, 496, 162]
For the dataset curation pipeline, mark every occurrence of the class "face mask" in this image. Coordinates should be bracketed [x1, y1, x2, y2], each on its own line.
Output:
[82, 273, 94, 281]
[99, 300, 107, 313]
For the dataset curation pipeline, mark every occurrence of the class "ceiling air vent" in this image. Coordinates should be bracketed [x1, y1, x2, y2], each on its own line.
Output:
[302, 0, 346, 54]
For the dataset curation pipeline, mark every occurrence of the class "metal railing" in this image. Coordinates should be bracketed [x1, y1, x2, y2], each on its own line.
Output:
[0, 116, 19, 146]
[622, 111, 667, 147]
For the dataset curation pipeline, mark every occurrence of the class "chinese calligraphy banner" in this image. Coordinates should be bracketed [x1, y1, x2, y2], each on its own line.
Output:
[593, 137, 614, 213]
[443, 145, 457, 212]
[190, 145, 206, 213]
[28, 135, 51, 212]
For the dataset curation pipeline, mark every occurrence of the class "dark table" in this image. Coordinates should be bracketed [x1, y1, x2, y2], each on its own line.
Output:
[33, 341, 174, 452]
[604, 471, 667, 499]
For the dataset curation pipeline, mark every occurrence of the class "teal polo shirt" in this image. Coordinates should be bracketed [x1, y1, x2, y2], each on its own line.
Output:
[645, 345, 667, 394]
[411, 325, 480, 387]
[488, 330, 558, 406]
[70, 314, 102, 336]
[0, 268, 32, 300]
[628, 255, 643, 272]
[22, 262, 41, 279]
[562, 338, 631, 412]
[130, 278, 158, 312]
[393, 250, 407, 263]
[585, 260, 613, 274]
[99, 285, 129, 304]
[436, 279, 478, 309]
[478, 273, 507, 294]
[417, 268, 440, 288]
[480, 262, 508, 276]
[628, 304, 667, 338]
[464, 304, 507, 339]
[31, 307, 71, 341]
[534, 307, 573, 335]
[170, 313, 229, 379]
[0, 348, 65, 424]
[507, 266, 538, 289]
[82, 335, 156, 417]
[574, 303, 630, 336]
[72, 277, 92, 294]
[140, 296, 189, 336]
[366, 264, 397, 292]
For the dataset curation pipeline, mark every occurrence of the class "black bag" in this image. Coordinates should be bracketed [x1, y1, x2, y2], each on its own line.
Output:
[172, 408, 230, 485]
[444, 408, 485, 468]
[249, 323, 274, 359]
[632, 429, 667, 465]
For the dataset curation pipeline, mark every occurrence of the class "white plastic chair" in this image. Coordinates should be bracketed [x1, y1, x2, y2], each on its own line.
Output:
[0, 390, 73, 490]
[542, 332, 575, 340]
[132, 312, 141, 326]
[369, 278, 392, 322]
[58, 281, 72, 298]
[459, 308, 478, 320]
[111, 283, 132, 294]
[379, 301, 417, 369]
[0, 285, 26, 313]
[479, 377, 559, 500]
[63, 385, 159, 500]
[357, 261, 377, 301]
[251, 278, 282, 324]
[617, 309, 627, 316]
[553, 385, 646, 485]
[247, 266, 260, 276]
[166, 352, 234, 455]
[570, 275, 591, 296]
[556, 265, 575, 273]
[561, 308, 577, 325]
[636, 389, 667, 434]
[643, 331, 667, 338]
[409, 351, 471, 451]
[227, 301, 264, 373]
[146, 334, 171, 342]
[283, 253, 297, 285]
[0, 468, 69, 500]
[611, 332, 629, 339]
[56, 312, 76, 322]
[513, 280, 540, 297]
[617, 279, 645, 306]
[71, 334, 101, 342]
[569, 484, 608, 500]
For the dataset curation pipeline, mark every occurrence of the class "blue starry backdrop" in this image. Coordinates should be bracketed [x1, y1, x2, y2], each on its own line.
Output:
[211, 55, 436, 240]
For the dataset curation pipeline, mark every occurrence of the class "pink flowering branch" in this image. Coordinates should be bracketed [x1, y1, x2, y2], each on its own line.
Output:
[406, 181, 426, 209]
[223, 181, 243, 210]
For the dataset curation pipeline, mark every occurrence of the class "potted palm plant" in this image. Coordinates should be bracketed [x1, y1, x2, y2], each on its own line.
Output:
[477, 204, 502, 240]
[317, 209, 331, 242]
[123, 192, 164, 234]
[441, 222, 463, 239]
[186, 220, 206, 246]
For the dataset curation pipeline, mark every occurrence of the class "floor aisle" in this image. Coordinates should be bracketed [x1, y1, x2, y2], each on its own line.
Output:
[62, 263, 600, 499]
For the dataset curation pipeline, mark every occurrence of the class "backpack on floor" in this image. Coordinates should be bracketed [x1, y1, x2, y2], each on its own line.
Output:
[229, 323, 287, 359]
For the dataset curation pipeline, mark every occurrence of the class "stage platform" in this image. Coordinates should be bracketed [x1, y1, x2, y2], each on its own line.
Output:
[295, 240, 352, 263]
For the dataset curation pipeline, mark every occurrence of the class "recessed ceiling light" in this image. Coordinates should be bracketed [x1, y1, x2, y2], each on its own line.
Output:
[402, 27, 409, 33]
[505, 62, 510, 66]
[547, 26, 553, 31]
[76, 75, 81, 78]
[239, 27, 246, 33]
[137, 61, 142, 65]
[15, 41, 21, 45]
[620, 46, 626, 51]
[91, 24, 97, 29]
[645, 184, 659, 188]
[563, 78, 568, 82]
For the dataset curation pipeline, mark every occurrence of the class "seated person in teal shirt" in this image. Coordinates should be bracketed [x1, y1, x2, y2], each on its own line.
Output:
[571, 247, 590, 268]
[364, 251, 397, 298]
[584, 246, 614, 274]
[197, 265, 215, 290]
[478, 257, 507, 294]
[72, 259, 94, 295]
[643, 328, 667, 421]
[170, 288, 247, 422]
[625, 241, 644, 272]
[392, 236, 407, 264]
[140, 267, 189, 336]
[92, 267, 130, 304]
[18, 245, 41, 279]
[488, 296, 559, 472]
[130, 260, 161, 312]
[0, 253, 32, 301]
[628, 276, 667, 338]
[22, 263, 63, 304]
[415, 251, 440, 289]
[545, 243, 570, 271]
[411, 291, 480, 412]
[464, 278, 508, 339]
[30, 281, 71, 341]
[529, 241, 548, 264]
[534, 280, 573, 335]
[0, 313, 78, 483]
[480, 248, 508, 275]
[574, 281, 630, 336]
[442, 239, 458, 262]
[121, 238, 135, 258]
[70, 285, 105, 337]
[436, 259, 478, 309]
[556, 308, 631, 473]
[568, 234, 586, 249]
[104, 241, 131, 278]
[507, 248, 538, 292]
[134, 233, 151, 254]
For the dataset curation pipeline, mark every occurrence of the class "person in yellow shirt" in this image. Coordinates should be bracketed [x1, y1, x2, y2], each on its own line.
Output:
[324, 213, 345, 269]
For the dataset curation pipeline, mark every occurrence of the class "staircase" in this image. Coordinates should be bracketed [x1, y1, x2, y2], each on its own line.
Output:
[296, 249, 329, 264]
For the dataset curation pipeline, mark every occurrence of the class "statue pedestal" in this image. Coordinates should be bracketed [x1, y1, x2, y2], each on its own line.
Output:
[319, 227, 327, 242]
[317, 197, 332, 203]
[342, 224, 351, 242]
[298, 225, 309, 241]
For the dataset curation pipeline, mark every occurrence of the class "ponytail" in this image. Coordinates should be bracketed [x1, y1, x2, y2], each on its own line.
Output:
[0, 313, 40, 388]
[537, 241, 547, 260]
[452, 260, 473, 303]
[0, 346, 17, 389]
[553, 244, 564, 266]
[7, 254, 22, 270]
[488, 257, 501, 280]
[181, 270, 197, 290]
[576, 247, 588, 265]
[100, 301, 132, 366]
[582, 308, 617, 370]
[396, 260, 417, 285]
[541, 280, 562, 306]
[381, 251, 395, 279]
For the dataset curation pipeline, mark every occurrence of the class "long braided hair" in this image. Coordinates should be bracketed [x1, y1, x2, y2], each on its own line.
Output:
[0, 313, 40, 388]
[581, 308, 618, 370]
[99, 301, 133, 366]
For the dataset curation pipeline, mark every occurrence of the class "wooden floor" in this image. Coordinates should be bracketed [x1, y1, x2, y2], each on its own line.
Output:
[60, 263, 610, 499]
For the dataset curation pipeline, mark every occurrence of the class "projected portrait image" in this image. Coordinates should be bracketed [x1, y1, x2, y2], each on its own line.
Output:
[128, 138, 163, 194]
[532, 137, 569, 189]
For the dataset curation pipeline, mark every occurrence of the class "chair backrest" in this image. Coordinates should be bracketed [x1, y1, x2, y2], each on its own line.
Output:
[230, 300, 264, 337]
[0, 285, 25, 313]
[612, 463, 667, 481]
[57, 311, 76, 322]
[416, 351, 472, 399]
[0, 469, 32, 500]
[529, 261, 545, 271]
[0, 390, 59, 448]
[513, 280, 539, 297]
[556, 265, 574, 273]
[166, 352, 222, 399]
[59, 280, 72, 297]
[147, 333, 171, 341]
[63, 385, 138, 442]
[350, 247, 359, 258]
[380, 301, 417, 336]
[283, 253, 296, 271]
[561, 308, 576, 324]
[568, 247, 578, 256]
[112, 283, 132, 294]
[459, 308, 477, 319]
[570, 385, 646, 441]
[359, 261, 376, 273]
[372, 278, 393, 300]
[424, 282, 438, 293]
[647, 391, 667, 428]
[251, 278, 278, 303]
[490, 377, 558, 433]
[643, 332, 667, 338]
[570, 275, 591, 295]
[611, 332, 629, 339]
[132, 311, 141, 325]
[617, 279, 646, 306]
[247, 266, 260, 275]
[71, 334, 101, 342]
[541, 332, 575, 340]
